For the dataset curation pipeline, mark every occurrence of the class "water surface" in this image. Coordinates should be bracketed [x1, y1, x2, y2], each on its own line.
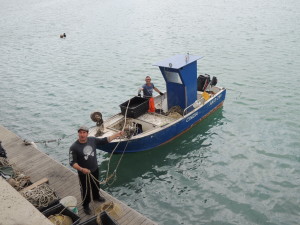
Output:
[0, 0, 299, 224]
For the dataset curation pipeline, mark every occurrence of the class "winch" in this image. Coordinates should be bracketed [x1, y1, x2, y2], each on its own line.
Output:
[90, 112, 104, 136]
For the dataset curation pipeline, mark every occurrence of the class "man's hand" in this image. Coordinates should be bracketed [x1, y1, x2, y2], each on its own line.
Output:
[159, 92, 164, 96]
[138, 88, 142, 97]
[116, 131, 125, 137]
[109, 131, 125, 142]
[81, 168, 90, 174]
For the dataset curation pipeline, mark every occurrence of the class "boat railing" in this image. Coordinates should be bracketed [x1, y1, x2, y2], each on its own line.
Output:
[183, 100, 204, 116]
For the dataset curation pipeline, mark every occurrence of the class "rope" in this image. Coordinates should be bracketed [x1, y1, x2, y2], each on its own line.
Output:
[102, 98, 131, 185]
[0, 158, 31, 191]
[122, 98, 131, 132]
[96, 213, 103, 225]
[21, 183, 59, 208]
[83, 172, 126, 217]
[0, 157, 10, 166]
[13, 174, 31, 191]
[55, 173, 90, 217]
[87, 174, 123, 220]
[105, 140, 122, 182]
[61, 172, 94, 216]
[23, 131, 76, 147]
[77, 171, 91, 207]
[86, 138, 130, 187]
[88, 173, 95, 213]
[110, 140, 129, 185]
[77, 173, 105, 215]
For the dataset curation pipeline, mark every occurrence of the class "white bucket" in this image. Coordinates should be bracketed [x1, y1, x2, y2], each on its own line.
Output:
[60, 196, 78, 215]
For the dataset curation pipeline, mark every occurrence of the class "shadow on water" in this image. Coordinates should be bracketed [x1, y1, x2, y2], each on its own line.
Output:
[99, 107, 225, 188]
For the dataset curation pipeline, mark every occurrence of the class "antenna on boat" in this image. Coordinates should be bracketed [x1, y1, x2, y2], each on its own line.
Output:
[185, 52, 189, 63]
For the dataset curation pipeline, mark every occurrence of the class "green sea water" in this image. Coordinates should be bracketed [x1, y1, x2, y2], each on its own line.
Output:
[0, 0, 299, 224]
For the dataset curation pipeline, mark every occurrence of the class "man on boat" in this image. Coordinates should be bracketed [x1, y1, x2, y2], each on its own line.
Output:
[138, 76, 164, 98]
[69, 126, 123, 215]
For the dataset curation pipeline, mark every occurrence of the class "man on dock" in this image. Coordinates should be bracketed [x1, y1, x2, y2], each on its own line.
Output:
[69, 126, 123, 215]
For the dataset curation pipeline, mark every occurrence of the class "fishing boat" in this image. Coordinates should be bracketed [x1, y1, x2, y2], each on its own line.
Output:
[88, 54, 226, 153]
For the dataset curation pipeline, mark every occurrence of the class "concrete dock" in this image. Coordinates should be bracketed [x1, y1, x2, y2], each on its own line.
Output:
[0, 125, 158, 225]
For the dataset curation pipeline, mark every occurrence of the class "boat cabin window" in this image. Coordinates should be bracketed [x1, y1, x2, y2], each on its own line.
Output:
[165, 71, 182, 84]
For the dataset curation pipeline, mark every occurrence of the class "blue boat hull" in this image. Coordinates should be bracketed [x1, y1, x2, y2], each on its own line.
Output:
[99, 89, 226, 153]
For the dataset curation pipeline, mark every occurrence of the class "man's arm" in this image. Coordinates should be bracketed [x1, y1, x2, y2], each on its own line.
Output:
[107, 131, 124, 142]
[154, 87, 164, 95]
[138, 88, 143, 96]
[69, 147, 91, 174]
[72, 163, 90, 174]
[94, 131, 124, 148]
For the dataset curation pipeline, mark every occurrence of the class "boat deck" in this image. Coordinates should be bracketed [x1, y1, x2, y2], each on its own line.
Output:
[0, 125, 158, 225]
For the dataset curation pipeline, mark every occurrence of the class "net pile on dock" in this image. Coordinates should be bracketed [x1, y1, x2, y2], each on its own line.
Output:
[21, 183, 59, 208]
[0, 158, 31, 191]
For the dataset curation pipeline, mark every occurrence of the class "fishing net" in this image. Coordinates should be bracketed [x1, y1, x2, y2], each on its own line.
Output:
[0, 158, 31, 190]
[21, 183, 59, 208]
[167, 112, 183, 119]
[0, 166, 15, 177]
[165, 105, 183, 116]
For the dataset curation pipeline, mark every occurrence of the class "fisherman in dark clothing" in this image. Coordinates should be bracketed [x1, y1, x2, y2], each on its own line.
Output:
[69, 126, 123, 215]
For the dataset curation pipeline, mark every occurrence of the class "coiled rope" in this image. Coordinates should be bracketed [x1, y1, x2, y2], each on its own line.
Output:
[77, 172, 122, 219]
[0, 157, 10, 167]
[21, 183, 59, 208]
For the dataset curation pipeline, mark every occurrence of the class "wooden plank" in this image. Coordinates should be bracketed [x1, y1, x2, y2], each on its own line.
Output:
[117, 209, 136, 224]
[21, 159, 53, 174]
[127, 214, 147, 225]
[54, 182, 80, 197]
[20, 177, 49, 193]
[48, 174, 79, 191]
[20, 162, 54, 181]
[16, 151, 48, 165]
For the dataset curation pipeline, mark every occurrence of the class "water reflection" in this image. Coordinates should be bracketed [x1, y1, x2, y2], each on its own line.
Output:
[99, 107, 225, 187]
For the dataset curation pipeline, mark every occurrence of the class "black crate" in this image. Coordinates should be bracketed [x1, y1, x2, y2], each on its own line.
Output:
[119, 96, 149, 118]
[79, 211, 118, 225]
[38, 199, 60, 212]
[42, 203, 80, 225]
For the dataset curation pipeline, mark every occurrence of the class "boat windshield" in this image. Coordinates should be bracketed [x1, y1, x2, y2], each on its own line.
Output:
[165, 71, 182, 84]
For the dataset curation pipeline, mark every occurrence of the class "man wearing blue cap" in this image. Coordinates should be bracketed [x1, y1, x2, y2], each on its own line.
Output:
[69, 125, 123, 215]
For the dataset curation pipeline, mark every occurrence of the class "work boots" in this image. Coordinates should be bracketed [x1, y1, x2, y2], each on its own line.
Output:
[94, 196, 105, 203]
[83, 205, 92, 215]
